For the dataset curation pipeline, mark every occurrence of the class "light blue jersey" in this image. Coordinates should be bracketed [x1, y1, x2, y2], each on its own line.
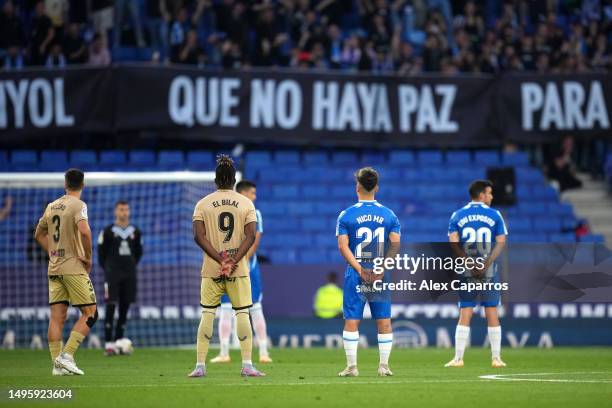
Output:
[336, 200, 401, 320]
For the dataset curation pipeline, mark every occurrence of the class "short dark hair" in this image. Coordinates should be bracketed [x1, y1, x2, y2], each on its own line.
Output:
[327, 271, 338, 283]
[469, 179, 493, 199]
[115, 200, 129, 207]
[236, 180, 256, 193]
[64, 168, 84, 191]
[215, 154, 236, 189]
[355, 167, 378, 192]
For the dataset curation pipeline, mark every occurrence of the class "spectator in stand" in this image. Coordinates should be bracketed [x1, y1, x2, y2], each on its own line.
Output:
[3, 46, 24, 69]
[169, 7, 190, 63]
[0, 0, 609, 73]
[88, 32, 111, 66]
[90, 0, 114, 37]
[175, 29, 203, 65]
[45, 42, 66, 67]
[546, 136, 584, 193]
[114, 0, 145, 48]
[146, 0, 170, 61]
[63, 23, 88, 64]
[29, 1, 55, 65]
[0, 1, 24, 51]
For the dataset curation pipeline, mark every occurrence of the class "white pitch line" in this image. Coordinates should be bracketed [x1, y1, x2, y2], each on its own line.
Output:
[28, 379, 486, 389]
[479, 372, 612, 383]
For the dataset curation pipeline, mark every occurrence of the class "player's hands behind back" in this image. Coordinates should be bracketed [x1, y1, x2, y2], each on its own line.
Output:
[218, 251, 237, 277]
[79, 257, 92, 273]
[359, 267, 382, 284]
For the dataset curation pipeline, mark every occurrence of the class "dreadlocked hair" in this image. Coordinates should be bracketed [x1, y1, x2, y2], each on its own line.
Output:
[215, 154, 236, 189]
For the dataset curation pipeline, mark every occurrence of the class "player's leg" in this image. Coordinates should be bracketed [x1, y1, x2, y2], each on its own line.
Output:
[189, 277, 223, 377]
[104, 277, 119, 356]
[227, 276, 264, 377]
[250, 302, 271, 362]
[210, 296, 232, 363]
[445, 305, 473, 367]
[104, 301, 116, 354]
[339, 270, 363, 377]
[48, 275, 69, 371]
[115, 275, 135, 341]
[372, 300, 393, 376]
[48, 300, 69, 375]
[249, 268, 271, 362]
[56, 274, 98, 375]
[485, 306, 505, 367]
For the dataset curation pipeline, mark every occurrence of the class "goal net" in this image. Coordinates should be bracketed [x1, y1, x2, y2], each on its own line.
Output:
[0, 171, 238, 348]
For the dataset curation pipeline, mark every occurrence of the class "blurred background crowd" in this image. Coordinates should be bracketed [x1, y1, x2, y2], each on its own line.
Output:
[1, 0, 611, 73]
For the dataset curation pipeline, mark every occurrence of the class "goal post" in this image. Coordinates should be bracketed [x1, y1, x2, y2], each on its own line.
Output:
[0, 171, 241, 348]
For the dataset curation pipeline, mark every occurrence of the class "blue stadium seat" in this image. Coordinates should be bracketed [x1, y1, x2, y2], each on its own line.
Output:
[417, 150, 443, 164]
[11, 150, 37, 165]
[362, 152, 386, 165]
[516, 168, 545, 184]
[509, 233, 547, 242]
[274, 150, 300, 165]
[286, 202, 314, 215]
[270, 249, 297, 263]
[547, 203, 574, 217]
[532, 186, 558, 202]
[506, 218, 532, 233]
[389, 150, 415, 165]
[533, 218, 561, 233]
[302, 185, 329, 198]
[129, 150, 156, 168]
[299, 249, 328, 264]
[301, 217, 329, 232]
[0, 151, 8, 168]
[39, 151, 69, 171]
[186, 151, 214, 170]
[446, 150, 471, 165]
[70, 150, 97, 168]
[99, 150, 127, 168]
[579, 234, 605, 243]
[549, 233, 576, 243]
[474, 150, 500, 166]
[245, 151, 272, 168]
[272, 185, 299, 199]
[303, 151, 328, 165]
[158, 150, 185, 170]
[332, 151, 358, 165]
[502, 152, 529, 167]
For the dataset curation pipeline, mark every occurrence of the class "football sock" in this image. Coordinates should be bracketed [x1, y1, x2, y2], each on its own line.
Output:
[196, 310, 216, 364]
[104, 303, 116, 342]
[115, 302, 130, 340]
[343, 330, 359, 367]
[235, 311, 253, 363]
[63, 331, 85, 356]
[49, 341, 62, 361]
[218, 306, 232, 357]
[454, 325, 470, 360]
[250, 304, 269, 356]
[488, 326, 502, 359]
[378, 333, 393, 365]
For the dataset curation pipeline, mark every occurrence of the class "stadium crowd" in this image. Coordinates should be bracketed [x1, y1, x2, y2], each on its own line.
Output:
[0, 0, 610, 73]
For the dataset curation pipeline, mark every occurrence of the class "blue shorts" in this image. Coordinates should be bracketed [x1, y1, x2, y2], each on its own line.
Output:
[221, 263, 262, 305]
[343, 267, 391, 320]
[457, 275, 500, 308]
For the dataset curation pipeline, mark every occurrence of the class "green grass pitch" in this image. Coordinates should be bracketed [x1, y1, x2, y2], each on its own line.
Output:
[1, 347, 611, 407]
